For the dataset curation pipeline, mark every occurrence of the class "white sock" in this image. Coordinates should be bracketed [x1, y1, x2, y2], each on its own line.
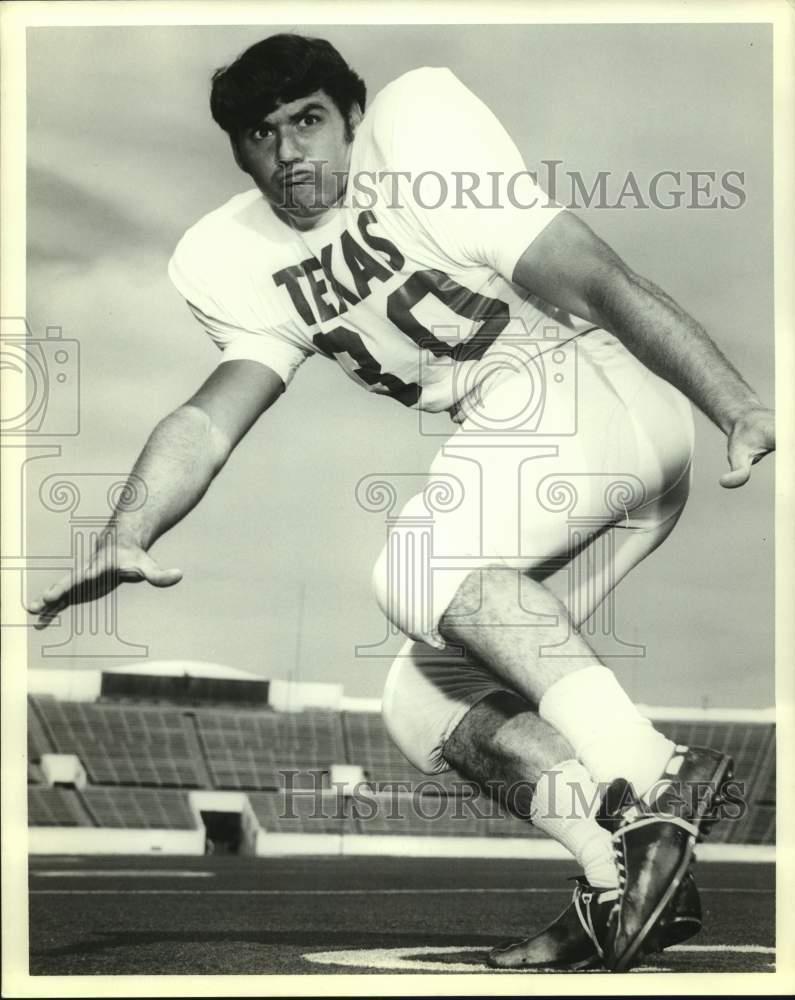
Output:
[531, 759, 617, 888]
[539, 665, 674, 797]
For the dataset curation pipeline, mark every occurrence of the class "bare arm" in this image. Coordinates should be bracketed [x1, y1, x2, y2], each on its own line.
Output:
[29, 359, 285, 626]
[513, 210, 774, 486]
[113, 360, 285, 548]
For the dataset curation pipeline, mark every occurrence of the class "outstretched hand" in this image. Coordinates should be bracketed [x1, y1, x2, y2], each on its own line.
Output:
[27, 535, 182, 630]
[720, 407, 775, 489]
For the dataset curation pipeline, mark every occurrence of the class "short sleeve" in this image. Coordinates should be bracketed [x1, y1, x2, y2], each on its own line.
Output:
[363, 68, 564, 279]
[183, 302, 311, 388]
[168, 226, 312, 389]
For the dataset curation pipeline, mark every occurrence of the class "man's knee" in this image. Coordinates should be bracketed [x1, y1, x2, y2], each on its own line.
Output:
[438, 565, 564, 642]
[381, 653, 449, 775]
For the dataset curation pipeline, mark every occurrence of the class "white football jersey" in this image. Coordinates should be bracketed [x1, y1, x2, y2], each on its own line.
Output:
[169, 67, 603, 418]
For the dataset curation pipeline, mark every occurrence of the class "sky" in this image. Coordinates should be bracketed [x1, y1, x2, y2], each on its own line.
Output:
[23, 22, 775, 706]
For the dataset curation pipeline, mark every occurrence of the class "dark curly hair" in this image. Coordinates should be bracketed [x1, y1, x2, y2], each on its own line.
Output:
[210, 34, 366, 139]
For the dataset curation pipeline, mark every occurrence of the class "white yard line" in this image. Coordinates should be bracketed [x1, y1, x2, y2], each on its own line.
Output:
[672, 944, 774, 953]
[31, 870, 214, 878]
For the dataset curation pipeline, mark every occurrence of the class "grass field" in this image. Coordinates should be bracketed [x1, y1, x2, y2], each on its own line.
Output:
[28, 854, 775, 976]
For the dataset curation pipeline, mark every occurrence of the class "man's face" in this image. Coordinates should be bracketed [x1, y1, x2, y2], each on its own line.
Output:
[234, 90, 357, 228]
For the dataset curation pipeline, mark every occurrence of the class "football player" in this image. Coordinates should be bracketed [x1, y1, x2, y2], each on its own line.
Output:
[29, 34, 774, 971]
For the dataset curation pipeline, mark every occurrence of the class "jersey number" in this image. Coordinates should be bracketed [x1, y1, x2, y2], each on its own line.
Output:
[312, 269, 510, 407]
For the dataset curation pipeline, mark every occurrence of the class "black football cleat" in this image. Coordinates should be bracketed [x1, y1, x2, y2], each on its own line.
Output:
[604, 806, 698, 972]
[486, 871, 701, 971]
[646, 744, 735, 838]
[487, 879, 610, 970]
[601, 746, 733, 972]
[642, 866, 702, 954]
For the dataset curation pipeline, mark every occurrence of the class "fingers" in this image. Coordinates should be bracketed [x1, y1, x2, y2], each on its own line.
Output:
[148, 568, 183, 587]
[721, 437, 773, 490]
[30, 562, 115, 629]
[27, 572, 78, 615]
[719, 466, 751, 489]
[135, 554, 183, 588]
[721, 435, 753, 489]
[35, 547, 119, 607]
[27, 550, 182, 629]
[32, 597, 69, 631]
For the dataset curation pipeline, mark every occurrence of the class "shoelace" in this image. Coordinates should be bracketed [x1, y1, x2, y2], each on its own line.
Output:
[574, 885, 604, 959]
[573, 882, 618, 959]
[614, 842, 627, 893]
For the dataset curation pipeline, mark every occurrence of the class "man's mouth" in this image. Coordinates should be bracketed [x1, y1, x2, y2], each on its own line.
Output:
[280, 172, 316, 187]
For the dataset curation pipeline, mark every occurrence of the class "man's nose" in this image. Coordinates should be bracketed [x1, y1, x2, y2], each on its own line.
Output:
[277, 130, 303, 165]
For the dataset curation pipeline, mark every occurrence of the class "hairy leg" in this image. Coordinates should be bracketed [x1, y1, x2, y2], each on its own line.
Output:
[438, 519, 683, 798]
[443, 688, 617, 887]
[442, 689, 571, 804]
[439, 566, 596, 704]
[439, 511, 682, 703]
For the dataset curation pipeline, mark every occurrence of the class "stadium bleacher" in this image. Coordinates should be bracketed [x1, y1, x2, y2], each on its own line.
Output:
[27, 696, 54, 761]
[28, 787, 91, 827]
[248, 790, 357, 835]
[26, 674, 776, 847]
[81, 788, 197, 830]
[197, 708, 344, 790]
[31, 697, 203, 787]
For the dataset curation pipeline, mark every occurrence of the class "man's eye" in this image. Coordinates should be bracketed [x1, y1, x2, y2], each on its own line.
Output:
[252, 126, 274, 141]
[299, 114, 320, 128]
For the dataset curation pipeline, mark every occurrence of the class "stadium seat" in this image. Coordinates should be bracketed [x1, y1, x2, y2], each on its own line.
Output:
[28, 786, 91, 827]
[196, 708, 345, 790]
[26, 692, 775, 847]
[80, 788, 197, 830]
